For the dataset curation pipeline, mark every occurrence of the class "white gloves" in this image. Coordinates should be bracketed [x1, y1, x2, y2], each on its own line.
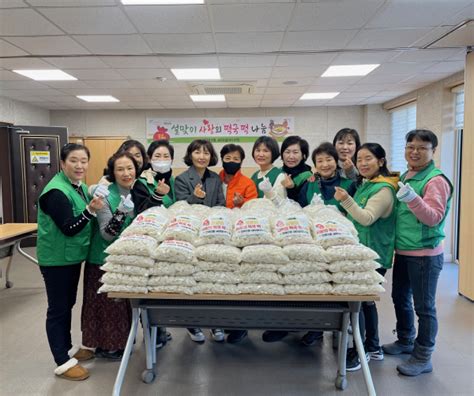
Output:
[92, 184, 110, 199]
[258, 176, 273, 193]
[310, 193, 324, 206]
[118, 194, 134, 213]
[397, 182, 418, 203]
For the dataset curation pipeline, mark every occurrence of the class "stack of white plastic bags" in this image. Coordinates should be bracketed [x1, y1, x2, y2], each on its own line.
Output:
[98, 206, 169, 294]
[99, 195, 385, 296]
[303, 195, 385, 295]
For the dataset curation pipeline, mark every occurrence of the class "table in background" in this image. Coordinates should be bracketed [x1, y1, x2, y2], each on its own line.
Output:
[109, 292, 380, 396]
[0, 223, 38, 288]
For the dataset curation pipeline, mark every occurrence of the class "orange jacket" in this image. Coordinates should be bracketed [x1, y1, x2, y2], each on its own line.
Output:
[219, 169, 258, 209]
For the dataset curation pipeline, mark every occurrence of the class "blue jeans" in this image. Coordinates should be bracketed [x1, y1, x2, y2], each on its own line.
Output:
[391, 254, 443, 358]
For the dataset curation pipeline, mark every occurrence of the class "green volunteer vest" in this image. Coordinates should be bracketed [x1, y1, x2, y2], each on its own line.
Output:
[305, 176, 353, 211]
[292, 170, 313, 188]
[138, 174, 176, 208]
[349, 180, 397, 269]
[251, 167, 282, 198]
[395, 161, 453, 250]
[87, 183, 134, 265]
[37, 171, 92, 266]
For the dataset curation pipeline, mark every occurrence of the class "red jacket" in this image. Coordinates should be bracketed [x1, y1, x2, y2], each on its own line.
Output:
[219, 170, 258, 209]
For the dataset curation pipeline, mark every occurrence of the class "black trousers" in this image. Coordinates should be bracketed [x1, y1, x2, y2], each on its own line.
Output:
[354, 268, 387, 351]
[40, 264, 82, 366]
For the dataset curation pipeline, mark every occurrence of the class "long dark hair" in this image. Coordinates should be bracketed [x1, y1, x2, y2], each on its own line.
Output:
[183, 139, 218, 167]
[356, 143, 391, 185]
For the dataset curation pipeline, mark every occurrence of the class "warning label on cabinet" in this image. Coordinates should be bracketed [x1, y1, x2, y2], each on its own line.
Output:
[30, 151, 50, 164]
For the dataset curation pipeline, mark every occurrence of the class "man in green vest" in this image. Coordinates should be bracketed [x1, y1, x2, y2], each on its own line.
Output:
[383, 129, 453, 377]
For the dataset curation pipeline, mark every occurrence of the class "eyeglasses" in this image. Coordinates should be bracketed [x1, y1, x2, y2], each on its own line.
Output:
[405, 145, 432, 153]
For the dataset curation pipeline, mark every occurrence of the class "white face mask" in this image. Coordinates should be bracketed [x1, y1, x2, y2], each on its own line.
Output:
[151, 160, 172, 173]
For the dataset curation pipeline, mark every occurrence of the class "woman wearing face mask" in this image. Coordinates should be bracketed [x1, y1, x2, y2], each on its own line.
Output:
[81, 152, 137, 361]
[175, 139, 225, 343]
[37, 143, 104, 381]
[334, 143, 399, 372]
[250, 136, 286, 200]
[279, 136, 312, 202]
[219, 143, 257, 209]
[131, 139, 176, 214]
[333, 128, 361, 181]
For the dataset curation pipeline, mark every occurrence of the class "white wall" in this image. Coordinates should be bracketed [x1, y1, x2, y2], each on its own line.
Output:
[0, 96, 50, 126]
[50, 105, 391, 169]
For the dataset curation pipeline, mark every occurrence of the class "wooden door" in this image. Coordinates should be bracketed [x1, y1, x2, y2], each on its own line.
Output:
[83, 138, 126, 185]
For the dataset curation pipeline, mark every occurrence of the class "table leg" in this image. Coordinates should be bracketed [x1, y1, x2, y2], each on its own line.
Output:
[351, 308, 376, 396]
[113, 306, 140, 396]
[140, 308, 156, 384]
[5, 246, 14, 288]
[151, 327, 158, 365]
[16, 238, 38, 264]
[335, 311, 350, 390]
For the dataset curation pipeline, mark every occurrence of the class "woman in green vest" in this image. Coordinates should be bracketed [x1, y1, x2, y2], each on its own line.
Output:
[81, 151, 137, 360]
[296, 142, 356, 346]
[334, 142, 399, 371]
[299, 142, 356, 211]
[278, 135, 313, 202]
[37, 143, 104, 381]
[132, 139, 176, 214]
[333, 127, 361, 182]
[250, 136, 285, 200]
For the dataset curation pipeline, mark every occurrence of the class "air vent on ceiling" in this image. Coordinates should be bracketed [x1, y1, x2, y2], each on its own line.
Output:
[191, 83, 255, 96]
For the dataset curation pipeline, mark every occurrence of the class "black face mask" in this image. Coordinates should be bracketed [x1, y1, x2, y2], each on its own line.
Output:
[223, 161, 241, 175]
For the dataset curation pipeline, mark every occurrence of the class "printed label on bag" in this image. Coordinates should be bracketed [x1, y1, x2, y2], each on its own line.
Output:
[200, 215, 231, 238]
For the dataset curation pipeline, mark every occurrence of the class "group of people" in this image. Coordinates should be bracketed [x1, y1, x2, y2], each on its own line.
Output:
[36, 127, 452, 382]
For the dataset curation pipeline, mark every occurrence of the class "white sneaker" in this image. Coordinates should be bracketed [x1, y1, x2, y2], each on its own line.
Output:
[188, 328, 205, 342]
[210, 328, 225, 342]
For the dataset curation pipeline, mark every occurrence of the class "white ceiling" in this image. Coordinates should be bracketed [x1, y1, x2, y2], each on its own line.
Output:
[0, 0, 472, 110]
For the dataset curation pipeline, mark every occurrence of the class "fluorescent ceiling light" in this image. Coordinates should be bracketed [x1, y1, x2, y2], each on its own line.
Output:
[121, 1, 204, 5]
[77, 95, 119, 103]
[190, 95, 225, 102]
[13, 69, 77, 81]
[321, 64, 380, 77]
[299, 92, 340, 100]
[171, 68, 221, 80]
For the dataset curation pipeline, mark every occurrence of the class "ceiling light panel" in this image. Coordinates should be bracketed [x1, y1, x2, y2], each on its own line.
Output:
[12, 69, 77, 81]
[299, 92, 340, 100]
[322, 64, 380, 77]
[190, 95, 225, 102]
[77, 95, 120, 102]
[121, 1, 204, 4]
[171, 68, 221, 80]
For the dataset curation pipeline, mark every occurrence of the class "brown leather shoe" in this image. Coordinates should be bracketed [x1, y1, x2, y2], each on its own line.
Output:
[73, 348, 95, 361]
[54, 358, 89, 381]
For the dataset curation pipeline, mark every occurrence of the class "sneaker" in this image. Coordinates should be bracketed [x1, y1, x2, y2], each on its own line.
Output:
[262, 330, 289, 343]
[95, 348, 123, 360]
[156, 328, 172, 349]
[382, 340, 414, 355]
[346, 348, 370, 372]
[368, 347, 384, 361]
[301, 331, 324, 346]
[227, 330, 248, 344]
[188, 328, 205, 343]
[210, 328, 225, 342]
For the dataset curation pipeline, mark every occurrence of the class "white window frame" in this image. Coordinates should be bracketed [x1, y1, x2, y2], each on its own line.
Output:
[389, 102, 417, 173]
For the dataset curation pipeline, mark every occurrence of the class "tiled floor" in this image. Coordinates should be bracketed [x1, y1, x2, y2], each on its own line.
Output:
[0, 250, 473, 396]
